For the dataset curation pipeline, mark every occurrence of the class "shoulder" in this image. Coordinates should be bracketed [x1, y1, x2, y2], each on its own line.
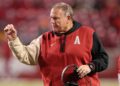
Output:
[41, 31, 53, 40]
[78, 25, 95, 34]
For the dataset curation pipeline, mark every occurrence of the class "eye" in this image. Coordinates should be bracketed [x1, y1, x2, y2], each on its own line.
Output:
[51, 17, 59, 20]
[54, 17, 58, 20]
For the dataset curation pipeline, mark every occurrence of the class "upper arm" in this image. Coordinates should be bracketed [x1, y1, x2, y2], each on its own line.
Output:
[25, 36, 41, 64]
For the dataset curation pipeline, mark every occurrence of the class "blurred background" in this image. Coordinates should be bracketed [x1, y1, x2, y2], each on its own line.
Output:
[0, 0, 120, 86]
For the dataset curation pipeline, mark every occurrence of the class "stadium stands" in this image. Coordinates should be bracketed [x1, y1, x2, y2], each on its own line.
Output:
[0, 0, 120, 81]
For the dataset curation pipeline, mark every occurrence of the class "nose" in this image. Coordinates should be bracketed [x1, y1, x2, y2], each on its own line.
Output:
[50, 18, 55, 24]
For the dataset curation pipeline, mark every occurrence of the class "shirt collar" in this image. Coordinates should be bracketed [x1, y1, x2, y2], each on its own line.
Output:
[53, 21, 81, 36]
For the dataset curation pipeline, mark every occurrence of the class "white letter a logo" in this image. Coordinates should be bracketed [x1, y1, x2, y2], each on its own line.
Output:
[74, 36, 80, 44]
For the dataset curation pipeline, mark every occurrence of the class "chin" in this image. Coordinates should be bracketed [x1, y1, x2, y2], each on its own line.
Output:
[54, 30, 60, 33]
[53, 28, 59, 32]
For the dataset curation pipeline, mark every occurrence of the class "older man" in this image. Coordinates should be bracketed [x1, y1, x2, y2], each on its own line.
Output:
[4, 2, 108, 86]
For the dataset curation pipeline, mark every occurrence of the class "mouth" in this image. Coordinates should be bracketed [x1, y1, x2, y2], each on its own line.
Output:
[52, 24, 58, 27]
[52, 24, 59, 29]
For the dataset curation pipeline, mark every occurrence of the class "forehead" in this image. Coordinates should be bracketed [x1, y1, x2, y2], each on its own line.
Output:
[50, 8, 65, 17]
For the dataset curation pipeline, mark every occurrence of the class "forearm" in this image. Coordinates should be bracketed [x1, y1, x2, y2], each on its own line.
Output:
[89, 53, 108, 73]
[8, 37, 40, 65]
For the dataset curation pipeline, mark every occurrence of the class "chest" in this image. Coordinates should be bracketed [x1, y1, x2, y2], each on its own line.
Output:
[40, 30, 93, 66]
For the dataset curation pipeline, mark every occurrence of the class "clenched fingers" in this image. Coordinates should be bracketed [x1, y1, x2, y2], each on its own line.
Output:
[77, 65, 91, 78]
[4, 24, 16, 35]
[4, 24, 17, 40]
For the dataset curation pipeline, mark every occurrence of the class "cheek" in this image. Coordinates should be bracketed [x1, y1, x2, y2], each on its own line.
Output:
[62, 20, 67, 26]
[60, 18, 66, 23]
[57, 19, 67, 27]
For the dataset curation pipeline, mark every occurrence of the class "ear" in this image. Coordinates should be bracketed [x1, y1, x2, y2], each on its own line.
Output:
[67, 16, 71, 20]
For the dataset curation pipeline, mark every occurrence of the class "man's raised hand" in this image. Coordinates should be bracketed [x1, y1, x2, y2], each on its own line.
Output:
[4, 24, 17, 41]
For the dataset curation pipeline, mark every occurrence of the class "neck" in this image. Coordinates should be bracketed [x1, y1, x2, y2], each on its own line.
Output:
[67, 20, 73, 31]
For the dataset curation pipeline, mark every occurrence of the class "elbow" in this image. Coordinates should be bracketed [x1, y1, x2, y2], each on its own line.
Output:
[102, 58, 109, 71]
[102, 54, 109, 71]
[99, 54, 109, 71]
[101, 62, 108, 71]
[98, 58, 109, 72]
[19, 58, 37, 65]
[92, 59, 109, 72]
[17, 54, 37, 65]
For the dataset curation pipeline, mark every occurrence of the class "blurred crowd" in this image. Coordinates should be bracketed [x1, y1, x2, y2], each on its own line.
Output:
[0, 0, 120, 79]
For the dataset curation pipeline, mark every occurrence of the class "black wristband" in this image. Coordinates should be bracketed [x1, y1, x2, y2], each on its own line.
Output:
[88, 63, 95, 72]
